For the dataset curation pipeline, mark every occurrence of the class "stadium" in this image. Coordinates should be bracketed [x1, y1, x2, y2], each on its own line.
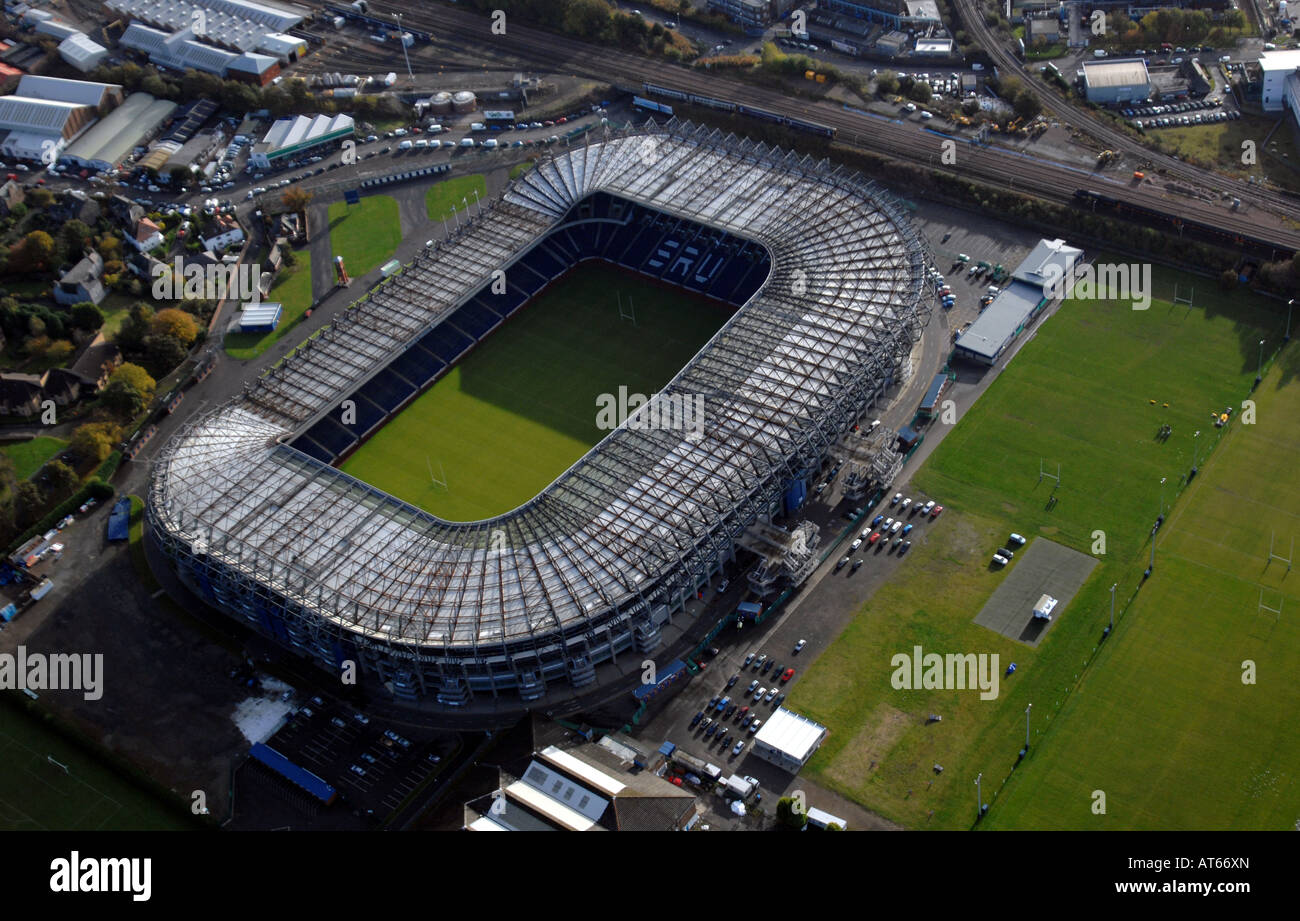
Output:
[146, 121, 933, 718]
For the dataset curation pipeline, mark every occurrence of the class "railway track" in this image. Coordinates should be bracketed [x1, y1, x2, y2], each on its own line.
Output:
[949, 0, 1300, 219]
[305, 1, 1300, 253]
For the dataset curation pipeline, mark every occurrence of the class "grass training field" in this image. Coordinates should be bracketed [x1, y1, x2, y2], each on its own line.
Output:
[425, 175, 487, 222]
[224, 251, 314, 360]
[341, 261, 730, 521]
[0, 700, 193, 830]
[328, 194, 401, 279]
[790, 263, 1300, 829]
[1, 436, 68, 480]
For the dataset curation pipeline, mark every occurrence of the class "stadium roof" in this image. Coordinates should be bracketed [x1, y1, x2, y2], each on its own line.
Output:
[61, 93, 177, 169]
[1082, 59, 1150, 88]
[149, 122, 931, 668]
[753, 707, 827, 762]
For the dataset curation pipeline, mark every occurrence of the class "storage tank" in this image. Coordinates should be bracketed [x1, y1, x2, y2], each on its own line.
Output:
[451, 90, 477, 113]
[429, 91, 453, 114]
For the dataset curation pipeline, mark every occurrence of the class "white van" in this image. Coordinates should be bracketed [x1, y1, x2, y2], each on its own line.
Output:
[459, 137, 475, 148]
[398, 139, 413, 150]
[482, 138, 498, 149]
[426, 123, 443, 134]
[470, 122, 487, 132]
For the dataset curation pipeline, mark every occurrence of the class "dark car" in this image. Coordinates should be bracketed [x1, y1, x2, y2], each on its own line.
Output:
[761, 659, 774, 674]
[705, 723, 717, 738]
[725, 704, 738, 719]
[690, 710, 704, 727]
[707, 696, 719, 710]
[899, 540, 912, 557]
[726, 673, 740, 689]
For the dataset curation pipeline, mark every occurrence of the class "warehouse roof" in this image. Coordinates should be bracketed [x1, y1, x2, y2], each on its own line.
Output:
[58, 33, 109, 68]
[0, 96, 84, 134]
[1082, 58, 1150, 88]
[1260, 48, 1300, 73]
[16, 74, 119, 107]
[61, 92, 177, 168]
[105, 0, 303, 51]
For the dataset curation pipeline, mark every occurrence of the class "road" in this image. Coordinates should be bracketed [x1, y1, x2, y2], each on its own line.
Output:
[347, 1, 1300, 254]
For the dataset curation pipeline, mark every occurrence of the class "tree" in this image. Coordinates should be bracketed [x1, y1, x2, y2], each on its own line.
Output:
[70, 421, 121, 466]
[26, 188, 55, 209]
[876, 70, 899, 95]
[564, 0, 612, 39]
[9, 230, 57, 272]
[44, 340, 74, 364]
[169, 165, 193, 188]
[149, 307, 199, 345]
[114, 302, 154, 354]
[1219, 268, 1238, 290]
[101, 362, 156, 418]
[43, 460, 79, 501]
[1014, 89, 1042, 120]
[15, 480, 44, 527]
[282, 187, 313, 225]
[61, 220, 92, 260]
[143, 333, 188, 375]
[776, 797, 808, 829]
[909, 81, 933, 104]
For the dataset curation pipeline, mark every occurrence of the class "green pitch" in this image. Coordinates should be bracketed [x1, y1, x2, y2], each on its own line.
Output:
[340, 262, 731, 521]
[327, 194, 402, 279]
[790, 262, 1299, 829]
[0, 701, 193, 830]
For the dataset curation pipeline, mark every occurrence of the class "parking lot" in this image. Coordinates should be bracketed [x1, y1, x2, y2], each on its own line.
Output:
[266, 696, 455, 817]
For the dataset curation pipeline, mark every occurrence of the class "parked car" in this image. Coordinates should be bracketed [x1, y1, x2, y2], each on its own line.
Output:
[744, 653, 756, 667]
[726, 673, 740, 688]
[781, 668, 795, 682]
[851, 558, 863, 572]
[836, 556, 850, 570]
[899, 540, 912, 557]
[1009, 533, 1026, 547]
[794, 639, 807, 653]
[930, 505, 945, 519]
[732, 739, 746, 756]
[753, 686, 766, 701]
[749, 719, 763, 734]
[690, 710, 704, 727]
[991, 553, 1009, 566]
[748, 679, 759, 693]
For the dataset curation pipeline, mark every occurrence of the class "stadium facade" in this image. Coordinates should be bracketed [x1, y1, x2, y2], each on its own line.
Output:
[148, 122, 933, 717]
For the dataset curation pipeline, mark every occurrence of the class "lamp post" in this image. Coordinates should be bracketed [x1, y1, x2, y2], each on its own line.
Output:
[1191, 429, 1201, 475]
[1257, 338, 1265, 385]
[1025, 703, 1032, 750]
[976, 772, 984, 817]
[1109, 582, 1116, 631]
[393, 13, 414, 82]
[1287, 299, 1294, 342]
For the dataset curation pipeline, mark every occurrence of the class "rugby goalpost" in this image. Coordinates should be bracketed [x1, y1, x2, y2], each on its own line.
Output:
[617, 291, 637, 327]
[426, 457, 448, 491]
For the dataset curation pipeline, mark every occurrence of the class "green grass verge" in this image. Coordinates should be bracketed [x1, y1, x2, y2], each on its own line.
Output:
[327, 194, 401, 279]
[340, 262, 730, 521]
[1, 436, 68, 480]
[223, 251, 314, 360]
[509, 161, 534, 180]
[425, 175, 488, 222]
[791, 262, 1293, 829]
[1156, 114, 1300, 193]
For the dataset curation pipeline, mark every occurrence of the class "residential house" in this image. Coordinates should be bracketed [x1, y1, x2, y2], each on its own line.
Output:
[53, 250, 106, 306]
[70, 335, 122, 389]
[131, 217, 164, 253]
[201, 213, 245, 252]
[0, 373, 44, 416]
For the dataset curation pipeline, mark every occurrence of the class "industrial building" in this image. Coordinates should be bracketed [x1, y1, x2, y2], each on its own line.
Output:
[104, 0, 304, 51]
[148, 122, 932, 717]
[119, 22, 282, 83]
[1259, 49, 1300, 116]
[0, 76, 122, 163]
[751, 707, 828, 772]
[1081, 58, 1151, 104]
[248, 113, 354, 168]
[58, 34, 109, 73]
[59, 93, 178, 171]
[954, 238, 1082, 365]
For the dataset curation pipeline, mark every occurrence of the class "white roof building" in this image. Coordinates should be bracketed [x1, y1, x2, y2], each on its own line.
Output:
[15, 75, 122, 108]
[105, 0, 303, 51]
[249, 113, 354, 168]
[60, 93, 178, 171]
[59, 34, 110, 73]
[752, 707, 828, 773]
[1260, 49, 1300, 114]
